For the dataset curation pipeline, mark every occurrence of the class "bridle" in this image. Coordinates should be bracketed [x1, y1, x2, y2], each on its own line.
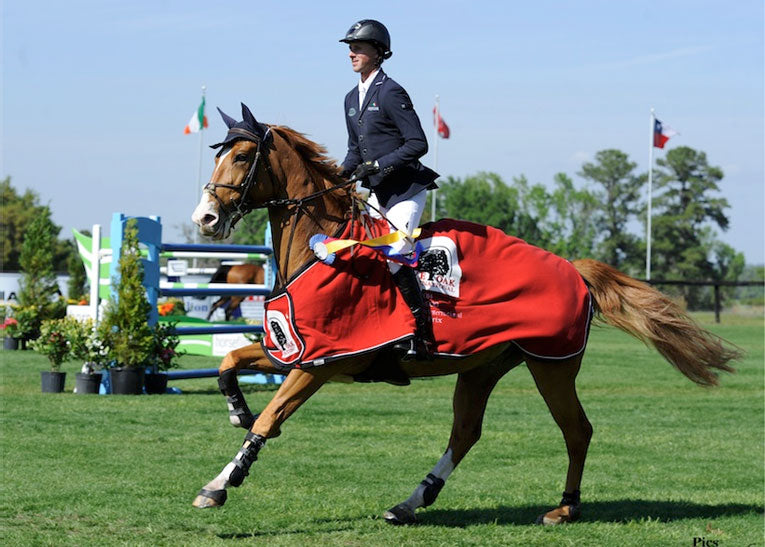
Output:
[204, 127, 277, 225]
[204, 126, 358, 216]
[203, 126, 357, 285]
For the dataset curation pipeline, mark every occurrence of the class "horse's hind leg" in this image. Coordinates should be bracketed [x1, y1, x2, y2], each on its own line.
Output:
[206, 297, 227, 321]
[384, 349, 523, 524]
[224, 296, 244, 321]
[525, 354, 592, 525]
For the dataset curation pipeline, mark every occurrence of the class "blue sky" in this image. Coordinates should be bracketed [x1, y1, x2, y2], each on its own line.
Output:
[3, 1, 763, 264]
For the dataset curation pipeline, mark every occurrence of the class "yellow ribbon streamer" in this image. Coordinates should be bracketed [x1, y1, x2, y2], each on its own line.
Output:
[322, 228, 422, 255]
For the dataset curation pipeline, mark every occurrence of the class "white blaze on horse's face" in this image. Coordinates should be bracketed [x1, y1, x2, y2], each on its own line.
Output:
[192, 139, 263, 239]
[191, 147, 232, 236]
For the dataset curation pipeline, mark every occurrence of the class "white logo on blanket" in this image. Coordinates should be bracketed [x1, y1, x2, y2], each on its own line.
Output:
[416, 236, 462, 298]
[266, 310, 299, 358]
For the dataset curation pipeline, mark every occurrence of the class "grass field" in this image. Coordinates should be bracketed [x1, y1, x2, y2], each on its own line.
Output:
[1, 315, 763, 546]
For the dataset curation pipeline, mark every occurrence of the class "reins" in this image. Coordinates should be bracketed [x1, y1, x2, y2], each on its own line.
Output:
[206, 128, 360, 286]
[205, 127, 404, 287]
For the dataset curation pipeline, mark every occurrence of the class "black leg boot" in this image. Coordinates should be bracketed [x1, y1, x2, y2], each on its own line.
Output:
[392, 267, 435, 361]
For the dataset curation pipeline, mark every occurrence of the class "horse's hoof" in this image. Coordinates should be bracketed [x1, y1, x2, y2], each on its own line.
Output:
[383, 503, 417, 525]
[192, 488, 227, 508]
[536, 503, 580, 525]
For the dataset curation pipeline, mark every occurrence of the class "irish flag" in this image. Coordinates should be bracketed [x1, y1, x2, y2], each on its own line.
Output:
[184, 97, 208, 134]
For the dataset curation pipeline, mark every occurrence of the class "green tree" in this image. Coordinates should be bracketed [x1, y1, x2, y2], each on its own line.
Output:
[578, 149, 646, 272]
[1, 177, 45, 271]
[651, 146, 741, 307]
[66, 239, 88, 301]
[17, 209, 67, 338]
[538, 173, 600, 261]
[99, 219, 155, 367]
[434, 172, 543, 243]
[231, 209, 269, 246]
[428, 172, 598, 259]
[1, 177, 73, 271]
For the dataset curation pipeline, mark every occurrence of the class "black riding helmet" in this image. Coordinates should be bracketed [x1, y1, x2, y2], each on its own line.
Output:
[339, 19, 392, 60]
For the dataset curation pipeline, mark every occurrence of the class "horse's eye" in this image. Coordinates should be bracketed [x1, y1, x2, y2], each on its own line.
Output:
[235, 154, 248, 162]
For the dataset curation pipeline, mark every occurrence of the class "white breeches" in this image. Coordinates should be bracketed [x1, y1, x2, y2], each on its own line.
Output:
[367, 189, 428, 274]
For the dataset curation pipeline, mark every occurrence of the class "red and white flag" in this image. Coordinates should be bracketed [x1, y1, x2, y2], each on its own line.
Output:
[433, 106, 450, 139]
[184, 96, 208, 134]
[653, 118, 677, 148]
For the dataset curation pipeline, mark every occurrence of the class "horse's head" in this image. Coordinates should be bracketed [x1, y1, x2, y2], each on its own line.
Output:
[192, 104, 280, 239]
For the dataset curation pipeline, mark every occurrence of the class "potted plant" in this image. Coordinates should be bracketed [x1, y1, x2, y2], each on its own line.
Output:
[2, 317, 20, 350]
[67, 318, 108, 394]
[144, 321, 183, 394]
[31, 318, 70, 393]
[3, 305, 38, 350]
[99, 219, 154, 394]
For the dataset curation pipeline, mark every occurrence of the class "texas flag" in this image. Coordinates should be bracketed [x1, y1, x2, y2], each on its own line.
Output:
[433, 106, 450, 139]
[653, 118, 677, 149]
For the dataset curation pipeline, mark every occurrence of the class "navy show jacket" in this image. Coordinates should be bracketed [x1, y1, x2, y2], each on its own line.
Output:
[341, 69, 438, 208]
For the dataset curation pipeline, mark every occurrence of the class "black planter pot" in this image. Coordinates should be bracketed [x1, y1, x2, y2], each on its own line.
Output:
[110, 367, 145, 395]
[41, 371, 66, 393]
[144, 372, 168, 395]
[3, 337, 18, 350]
[75, 372, 102, 394]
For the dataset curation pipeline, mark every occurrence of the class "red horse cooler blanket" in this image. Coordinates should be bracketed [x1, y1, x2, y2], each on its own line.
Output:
[262, 218, 592, 369]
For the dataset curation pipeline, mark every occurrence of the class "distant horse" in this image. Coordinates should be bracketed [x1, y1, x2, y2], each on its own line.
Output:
[205, 264, 264, 321]
[189, 104, 740, 525]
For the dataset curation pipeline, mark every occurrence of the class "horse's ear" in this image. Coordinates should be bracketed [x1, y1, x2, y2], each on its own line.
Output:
[241, 103, 264, 137]
[217, 107, 237, 129]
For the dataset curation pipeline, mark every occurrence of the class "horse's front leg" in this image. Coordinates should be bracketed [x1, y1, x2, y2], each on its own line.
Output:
[193, 364, 339, 508]
[218, 343, 284, 429]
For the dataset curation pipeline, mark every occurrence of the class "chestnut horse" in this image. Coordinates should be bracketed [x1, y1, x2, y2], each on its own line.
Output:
[206, 264, 265, 321]
[189, 104, 739, 525]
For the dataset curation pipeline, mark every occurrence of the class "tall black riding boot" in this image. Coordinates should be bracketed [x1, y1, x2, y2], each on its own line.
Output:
[392, 267, 435, 361]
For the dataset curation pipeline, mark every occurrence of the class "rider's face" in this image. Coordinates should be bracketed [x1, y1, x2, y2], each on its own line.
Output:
[348, 41, 378, 77]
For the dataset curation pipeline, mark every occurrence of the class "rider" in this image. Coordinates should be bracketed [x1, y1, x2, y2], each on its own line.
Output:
[339, 19, 438, 361]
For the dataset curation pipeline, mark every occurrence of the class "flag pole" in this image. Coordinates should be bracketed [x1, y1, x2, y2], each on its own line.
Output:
[194, 85, 206, 268]
[646, 107, 655, 280]
[432, 94, 440, 222]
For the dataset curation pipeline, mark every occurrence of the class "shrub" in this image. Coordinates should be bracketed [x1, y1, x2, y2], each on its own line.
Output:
[4, 305, 39, 340]
[31, 319, 71, 371]
[150, 321, 183, 371]
[66, 318, 109, 368]
[98, 219, 154, 368]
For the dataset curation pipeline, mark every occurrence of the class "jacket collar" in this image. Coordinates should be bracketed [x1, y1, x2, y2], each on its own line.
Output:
[359, 69, 386, 116]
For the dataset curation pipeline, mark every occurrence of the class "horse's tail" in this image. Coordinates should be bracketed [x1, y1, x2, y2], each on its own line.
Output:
[572, 258, 741, 386]
[209, 264, 232, 284]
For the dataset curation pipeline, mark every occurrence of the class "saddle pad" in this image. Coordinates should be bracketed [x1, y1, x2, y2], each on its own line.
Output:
[418, 219, 592, 359]
[262, 217, 591, 369]
[261, 218, 415, 369]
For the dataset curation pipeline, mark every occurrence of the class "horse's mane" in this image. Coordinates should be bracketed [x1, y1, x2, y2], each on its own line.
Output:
[271, 125, 345, 189]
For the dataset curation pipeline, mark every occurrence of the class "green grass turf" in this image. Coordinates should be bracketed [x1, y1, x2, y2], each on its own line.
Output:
[1, 315, 763, 545]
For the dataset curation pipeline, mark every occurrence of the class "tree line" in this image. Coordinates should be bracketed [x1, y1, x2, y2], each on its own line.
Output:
[424, 146, 748, 308]
[2, 145, 760, 309]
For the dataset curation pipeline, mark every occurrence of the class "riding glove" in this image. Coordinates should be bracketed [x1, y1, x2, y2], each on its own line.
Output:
[351, 160, 380, 181]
